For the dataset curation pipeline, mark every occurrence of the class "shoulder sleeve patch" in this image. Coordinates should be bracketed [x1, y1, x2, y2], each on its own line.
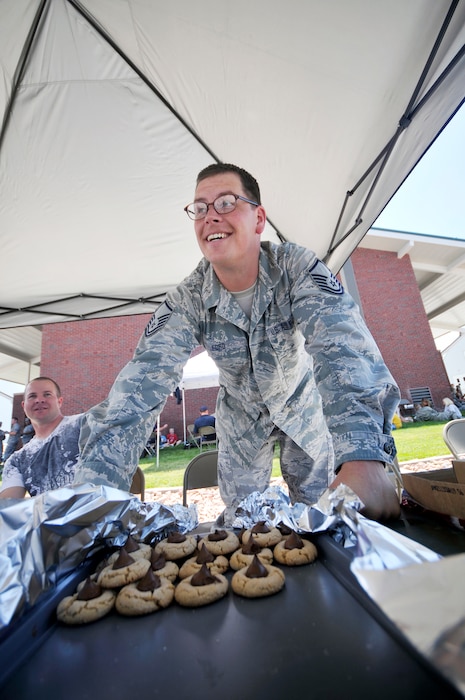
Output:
[145, 301, 173, 337]
[309, 259, 344, 295]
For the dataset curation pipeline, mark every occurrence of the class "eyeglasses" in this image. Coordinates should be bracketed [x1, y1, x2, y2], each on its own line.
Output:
[184, 193, 259, 220]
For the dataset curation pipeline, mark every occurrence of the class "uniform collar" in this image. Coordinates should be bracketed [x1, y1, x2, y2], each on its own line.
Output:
[202, 243, 283, 327]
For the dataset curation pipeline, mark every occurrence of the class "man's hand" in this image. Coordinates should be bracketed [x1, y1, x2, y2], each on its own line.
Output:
[330, 460, 400, 521]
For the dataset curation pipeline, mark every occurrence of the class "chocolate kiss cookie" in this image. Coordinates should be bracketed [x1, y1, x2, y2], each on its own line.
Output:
[241, 521, 282, 547]
[155, 531, 197, 560]
[229, 537, 273, 571]
[57, 577, 116, 625]
[115, 568, 175, 616]
[231, 555, 285, 598]
[273, 531, 318, 566]
[150, 549, 179, 582]
[197, 529, 240, 556]
[179, 543, 229, 579]
[98, 547, 150, 588]
[107, 534, 151, 564]
[174, 563, 228, 607]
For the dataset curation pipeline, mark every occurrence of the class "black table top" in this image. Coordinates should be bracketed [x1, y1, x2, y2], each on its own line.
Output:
[1, 505, 464, 700]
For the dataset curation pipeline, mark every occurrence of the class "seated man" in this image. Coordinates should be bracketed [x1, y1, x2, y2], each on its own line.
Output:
[193, 406, 216, 442]
[0, 377, 83, 499]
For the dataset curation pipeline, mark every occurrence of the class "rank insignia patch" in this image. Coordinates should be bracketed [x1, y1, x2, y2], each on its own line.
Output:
[309, 260, 343, 294]
[145, 301, 173, 337]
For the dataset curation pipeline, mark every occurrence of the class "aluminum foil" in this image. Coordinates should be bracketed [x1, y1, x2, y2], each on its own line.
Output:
[0, 483, 197, 629]
[232, 482, 362, 545]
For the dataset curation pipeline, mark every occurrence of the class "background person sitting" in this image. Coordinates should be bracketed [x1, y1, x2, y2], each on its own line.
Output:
[391, 409, 403, 430]
[166, 427, 182, 447]
[442, 397, 463, 421]
[193, 405, 216, 443]
[414, 398, 442, 422]
[147, 422, 168, 446]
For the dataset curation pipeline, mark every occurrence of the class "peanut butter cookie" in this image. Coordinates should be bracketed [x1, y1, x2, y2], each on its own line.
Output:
[155, 531, 197, 560]
[273, 531, 318, 566]
[197, 529, 240, 556]
[174, 563, 228, 607]
[97, 548, 150, 588]
[57, 577, 116, 625]
[231, 555, 285, 598]
[179, 543, 229, 579]
[115, 569, 175, 616]
[241, 521, 282, 548]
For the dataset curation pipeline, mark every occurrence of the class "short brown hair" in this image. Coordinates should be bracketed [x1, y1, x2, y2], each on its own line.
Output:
[196, 163, 261, 204]
[26, 376, 62, 397]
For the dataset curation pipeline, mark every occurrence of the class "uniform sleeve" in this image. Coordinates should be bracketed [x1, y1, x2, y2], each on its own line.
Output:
[287, 246, 400, 467]
[75, 295, 200, 490]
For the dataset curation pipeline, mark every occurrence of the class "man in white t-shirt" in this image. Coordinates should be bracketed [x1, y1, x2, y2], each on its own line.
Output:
[0, 377, 83, 499]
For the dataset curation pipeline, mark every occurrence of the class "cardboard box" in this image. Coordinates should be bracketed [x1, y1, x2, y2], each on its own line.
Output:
[453, 460, 465, 483]
[402, 468, 465, 519]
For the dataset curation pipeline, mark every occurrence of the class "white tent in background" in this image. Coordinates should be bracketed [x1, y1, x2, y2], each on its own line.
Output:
[180, 352, 220, 392]
[180, 352, 219, 444]
[150, 352, 219, 465]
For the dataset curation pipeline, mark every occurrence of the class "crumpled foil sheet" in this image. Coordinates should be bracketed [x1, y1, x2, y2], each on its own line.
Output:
[1, 481, 464, 695]
[0, 483, 198, 629]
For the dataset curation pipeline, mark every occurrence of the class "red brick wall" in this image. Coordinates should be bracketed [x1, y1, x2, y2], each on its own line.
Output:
[351, 248, 450, 408]
[40, 317, 219, 439]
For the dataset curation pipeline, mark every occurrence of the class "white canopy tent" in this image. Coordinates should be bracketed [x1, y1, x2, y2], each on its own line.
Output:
[180, 352, 220, 392]
[180, 351, 219, 444]
[1, 1, 465, 375]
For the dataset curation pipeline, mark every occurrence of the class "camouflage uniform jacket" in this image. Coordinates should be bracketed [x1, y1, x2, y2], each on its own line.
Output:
[76, 242, 400, 495]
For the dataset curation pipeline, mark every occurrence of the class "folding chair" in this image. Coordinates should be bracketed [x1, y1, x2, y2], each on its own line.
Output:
[198, 425, 217, 450]
[182, 450, 218, 506]
[130, 466, 145, 500]
[143, 442, 157, 457]
[442, 418, 465, 459]
[187, 424, 201, 448]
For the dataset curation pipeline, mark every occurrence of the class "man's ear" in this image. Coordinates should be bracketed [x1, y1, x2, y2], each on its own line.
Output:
[255, 205, 267, 235]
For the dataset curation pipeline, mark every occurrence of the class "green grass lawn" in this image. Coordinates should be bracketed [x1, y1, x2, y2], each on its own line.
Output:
[139, 445, 282, 490]
[140, 421, 453, 489]
[392, 420, 451, 462]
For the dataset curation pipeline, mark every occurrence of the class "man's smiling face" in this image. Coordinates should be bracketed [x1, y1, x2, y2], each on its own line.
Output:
[23, 379, 63, 427]
[193, 172, 266, 273]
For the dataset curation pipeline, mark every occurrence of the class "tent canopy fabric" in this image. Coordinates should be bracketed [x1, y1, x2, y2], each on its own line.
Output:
[1, 0, 465, 379]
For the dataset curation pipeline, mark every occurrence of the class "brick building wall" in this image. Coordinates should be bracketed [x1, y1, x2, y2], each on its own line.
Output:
[351, 248, 450, 408]
[37, 316, 218, 440]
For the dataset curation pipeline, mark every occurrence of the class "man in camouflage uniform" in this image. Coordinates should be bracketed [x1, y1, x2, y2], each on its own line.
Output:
[75, 163, 400, 523]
